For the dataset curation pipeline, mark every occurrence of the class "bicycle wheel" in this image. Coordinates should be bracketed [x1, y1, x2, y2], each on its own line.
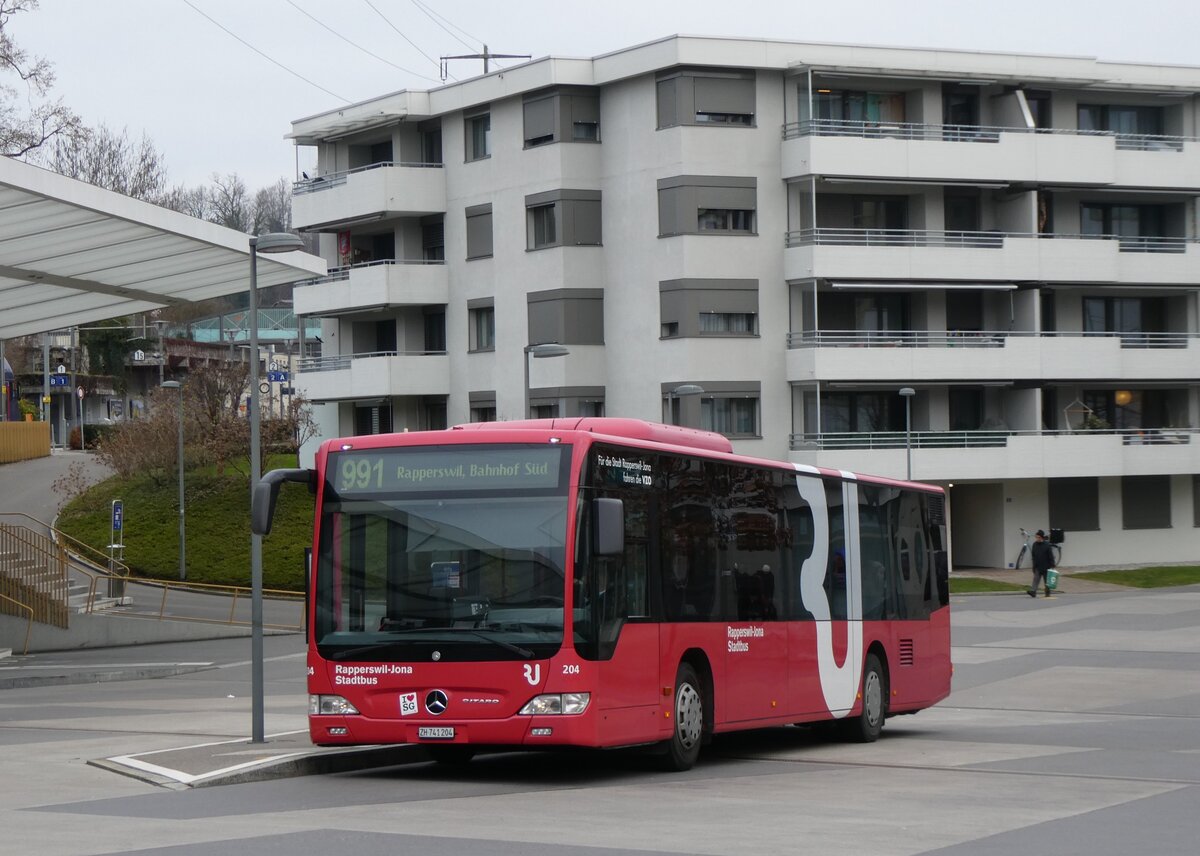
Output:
[1014, 545, 1027, 569]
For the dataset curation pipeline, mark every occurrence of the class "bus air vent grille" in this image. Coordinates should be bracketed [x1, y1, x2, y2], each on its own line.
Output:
[899, 638, 915, 667]
[926, 494, 946, 525]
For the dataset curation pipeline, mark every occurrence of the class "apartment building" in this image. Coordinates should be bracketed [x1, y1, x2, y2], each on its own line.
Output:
[288, 35, 1200, 569]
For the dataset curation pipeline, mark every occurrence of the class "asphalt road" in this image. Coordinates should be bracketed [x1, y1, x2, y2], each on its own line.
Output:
[2, 585, 1198, 856]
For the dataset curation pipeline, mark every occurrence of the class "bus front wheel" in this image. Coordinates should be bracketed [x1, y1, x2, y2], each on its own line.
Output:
[660, 662, 704, 771]
[840, 653, 887, 743]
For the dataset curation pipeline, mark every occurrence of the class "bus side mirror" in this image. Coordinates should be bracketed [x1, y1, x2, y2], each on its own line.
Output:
[593, 497, 624, 556]
[252, 468, 315, 536]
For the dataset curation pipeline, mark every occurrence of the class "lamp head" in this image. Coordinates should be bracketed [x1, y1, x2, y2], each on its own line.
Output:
[251, 232, 305, 254]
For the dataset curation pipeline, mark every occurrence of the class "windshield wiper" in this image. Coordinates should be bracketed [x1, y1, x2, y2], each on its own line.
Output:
[326, 628, 534, 661]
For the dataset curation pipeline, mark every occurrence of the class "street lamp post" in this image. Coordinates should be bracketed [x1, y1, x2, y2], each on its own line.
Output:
[900, 387, 916, 480]
[666, 384, 705, 425]
[249, 232, 305, 744]
[523, 343, 570, 418]
[161, 380, 185, 581]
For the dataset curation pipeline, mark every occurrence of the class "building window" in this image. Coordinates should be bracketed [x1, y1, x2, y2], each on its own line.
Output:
[465, 203, 493, 260]
[656, 68, 755, 129]
[810, 89, 906, 126]
[697, 208, 753, 233]
[468, 303, 495, 352]
[702, 396, 759, 437]
[532, 404, 559, 419]
[658, 176, 757, 237]
[1194, 475, 1200, 527]
[525, 189, 601, 250]
[530, 204, 557, 248]
[698, 312, 756, 334]
[465, 110, 490, 161]
[1048, 477, 1100, 531]
[1122, 475, 1171, 530]
[660, 278, 758, 339]
[421, 217, 444, 262]
[1079, 104, 1163, 137]
[523, 88, 600, 148]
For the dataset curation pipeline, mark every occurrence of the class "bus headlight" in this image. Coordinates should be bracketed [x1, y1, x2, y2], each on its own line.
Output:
[519, 693, 590, 715]
[310, 694, 360, 715]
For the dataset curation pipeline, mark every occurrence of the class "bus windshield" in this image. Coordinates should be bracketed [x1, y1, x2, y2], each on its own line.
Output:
[313, 445, 572, 662]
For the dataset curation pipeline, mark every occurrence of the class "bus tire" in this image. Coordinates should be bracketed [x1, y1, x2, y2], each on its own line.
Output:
[660, 662, 704, 771]
[427, 744, 476, 765]
[840, 652, 887, 743]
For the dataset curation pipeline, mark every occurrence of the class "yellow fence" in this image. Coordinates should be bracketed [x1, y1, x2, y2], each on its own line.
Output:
[0, 421, 51, 463]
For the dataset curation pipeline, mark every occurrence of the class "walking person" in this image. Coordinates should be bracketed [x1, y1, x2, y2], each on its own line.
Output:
[1028, 530, 1056, 598]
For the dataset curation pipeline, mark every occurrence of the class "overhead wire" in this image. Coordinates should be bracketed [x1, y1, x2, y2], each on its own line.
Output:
[361, 0, 453, 81]
[287, 0, 441, 83]
[180, 0, 350, 103]
[407, 0, 479, 52]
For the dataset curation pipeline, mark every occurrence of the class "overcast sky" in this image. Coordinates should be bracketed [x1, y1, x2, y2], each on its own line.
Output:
[15, 0, 1200, 191]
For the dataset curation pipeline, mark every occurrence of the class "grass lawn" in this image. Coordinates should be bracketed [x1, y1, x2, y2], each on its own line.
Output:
[57, 461, 314, 591]
[949, 577, 1028, 594]
[1071, 566, 1200, 588]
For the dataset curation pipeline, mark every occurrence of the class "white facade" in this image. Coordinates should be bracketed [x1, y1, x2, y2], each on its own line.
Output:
[289, 36, 1200, 569]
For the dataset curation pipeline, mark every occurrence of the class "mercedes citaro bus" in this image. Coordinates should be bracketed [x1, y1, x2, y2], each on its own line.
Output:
[253, 418, 951, 770]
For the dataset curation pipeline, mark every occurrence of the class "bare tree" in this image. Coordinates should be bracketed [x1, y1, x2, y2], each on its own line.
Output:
[207, 172, 251, 231]
[47, 124, 169, 200]
[253, 178, 292, 234]
[0, 0, 82, 157]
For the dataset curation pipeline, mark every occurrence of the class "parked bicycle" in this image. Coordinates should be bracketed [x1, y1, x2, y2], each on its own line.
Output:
[1013, 527, 1062, 570]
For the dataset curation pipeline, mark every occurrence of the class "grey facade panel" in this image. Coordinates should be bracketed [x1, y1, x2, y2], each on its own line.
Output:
[523, 95, 556, 143]
[527, 288, 604, 345]
[660, 279, 759, 337]
[466, 207, 493, 259]
[694, 75, 755, 115]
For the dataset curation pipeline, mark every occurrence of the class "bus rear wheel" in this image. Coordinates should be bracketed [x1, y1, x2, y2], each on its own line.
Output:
[660, 662, 704, 771]
[840, 653, 887, 743]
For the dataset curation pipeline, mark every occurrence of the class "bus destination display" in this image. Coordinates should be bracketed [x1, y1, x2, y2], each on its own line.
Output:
[330, 446, 566, 495]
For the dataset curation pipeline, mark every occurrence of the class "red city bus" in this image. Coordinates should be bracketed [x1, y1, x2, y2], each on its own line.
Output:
[253, 417, 951, 770]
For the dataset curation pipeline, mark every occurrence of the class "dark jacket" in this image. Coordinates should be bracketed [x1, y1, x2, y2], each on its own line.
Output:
[1031, 539, 1056, 573]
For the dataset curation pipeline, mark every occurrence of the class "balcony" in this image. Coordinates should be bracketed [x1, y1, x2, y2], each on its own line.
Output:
[784, 229, 1200, 285]
[787, 428, 1200, 481]
[291, 162, 446, 231]
[787, 330, 1200, 383]
[781, 120, 1200, 189]
[296, 350, 449, 402]
[293, 260, 448, 317]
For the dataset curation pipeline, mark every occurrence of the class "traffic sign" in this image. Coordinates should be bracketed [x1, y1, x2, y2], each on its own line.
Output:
[49, 375, 70, 387]
[111, 500, 123, 532]
[77, 386, 85, 399]
[267, 370, 289, 383]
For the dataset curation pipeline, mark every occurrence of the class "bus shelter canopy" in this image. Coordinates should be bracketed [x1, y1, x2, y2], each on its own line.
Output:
[0, 157, 325, 339]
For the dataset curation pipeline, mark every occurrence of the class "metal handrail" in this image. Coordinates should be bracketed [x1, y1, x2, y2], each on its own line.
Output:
[789, 427, 1197, 451]
[300, 257, 446, 286]
[146, 579, 305, 630]
[0, 591, 33, 654]
[787, 330, 1197, 348]
[298, 348, 448, 373]
[293, 160, 444, 194]
[784, 228, 1195, 252]
[0, 512, 131, 613]
[782, 118, 1194, 150]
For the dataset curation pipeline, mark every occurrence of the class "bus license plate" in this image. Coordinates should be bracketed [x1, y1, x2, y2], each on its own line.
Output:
[418, 727, 455, 739]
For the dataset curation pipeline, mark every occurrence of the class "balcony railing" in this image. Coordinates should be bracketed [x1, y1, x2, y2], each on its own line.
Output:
[298, 348, 448, 373]
[299, 257, 446, 286]
[782, 119, 1193, 151]
[785, 228, 1194, 253]
[790, 428, 1197, 451]
[787, 330, 1196, 349]
[292, 160, 444, 195]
